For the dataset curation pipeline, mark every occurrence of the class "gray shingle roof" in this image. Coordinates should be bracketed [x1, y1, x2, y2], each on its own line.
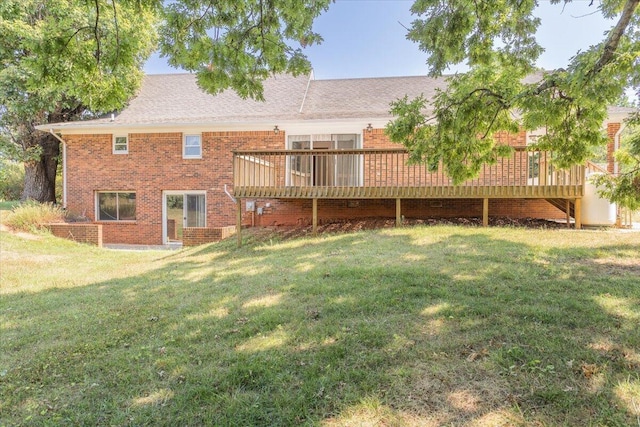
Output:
[44, 73, 450, 129]
[116, 73, 310, 124]
[42, 71, 635, 131]
[300, 75, 447, 119]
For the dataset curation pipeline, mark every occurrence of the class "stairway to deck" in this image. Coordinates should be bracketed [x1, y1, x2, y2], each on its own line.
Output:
[546, 198, 575, 218]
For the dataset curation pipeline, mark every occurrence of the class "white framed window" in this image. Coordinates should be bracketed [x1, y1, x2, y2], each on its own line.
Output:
[286, 134, 362, 186]
[96, 192, 136, 221]
[183, 134, 202, 159]
[113, 136, 128, 154]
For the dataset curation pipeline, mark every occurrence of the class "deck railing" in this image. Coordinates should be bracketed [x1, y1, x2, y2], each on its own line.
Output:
[232, 147, 585, 199]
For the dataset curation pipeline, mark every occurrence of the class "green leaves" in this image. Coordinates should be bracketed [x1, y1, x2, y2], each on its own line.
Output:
[592, 115, 640, 209]
[387, 64, 522, 184]
[0, 0, 158, 200]
[408, 0, 542, 75]
[389, 0, 640, 202]
[159, 0, 331, 100]
[0, 0, 158, 124]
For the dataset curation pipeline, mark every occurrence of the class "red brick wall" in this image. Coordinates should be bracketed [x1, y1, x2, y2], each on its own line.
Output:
[46, 223, 103, 246]
[63, 125, 603, 244]
[64, 131, 284, 244]
[250, 198, 565, 227]
[182, 226, 236, 246]
[607, 122, 621, 174]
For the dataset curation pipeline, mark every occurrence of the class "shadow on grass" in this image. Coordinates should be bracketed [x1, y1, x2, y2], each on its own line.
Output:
[1, 228, 639, 425]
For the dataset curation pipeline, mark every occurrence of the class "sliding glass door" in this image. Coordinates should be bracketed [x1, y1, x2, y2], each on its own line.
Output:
[287, 134, 361, 186]
[163, 191, 206, 244]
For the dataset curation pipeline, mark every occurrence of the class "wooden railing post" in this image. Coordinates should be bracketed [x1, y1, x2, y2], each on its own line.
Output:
[312, 198, 318, 236]
[396, 198, 402, 226]
[236, 199, 242, 247]
[483, 198, 489, 227]
[231, 147, 577, 201]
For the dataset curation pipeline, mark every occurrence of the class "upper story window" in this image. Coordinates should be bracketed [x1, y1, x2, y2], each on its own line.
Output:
[97, 192, 136, 221]
[183, 134, 202, 159]
[113, 136, 128, 154]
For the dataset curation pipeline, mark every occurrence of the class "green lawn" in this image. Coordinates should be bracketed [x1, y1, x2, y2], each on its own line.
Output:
[0, 200, 20, 211]
[1, 225, 639, 426]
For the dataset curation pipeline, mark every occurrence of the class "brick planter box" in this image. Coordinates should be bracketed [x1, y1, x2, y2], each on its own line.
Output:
[182, 226, 236, 247]
[46, 223, 103, 247]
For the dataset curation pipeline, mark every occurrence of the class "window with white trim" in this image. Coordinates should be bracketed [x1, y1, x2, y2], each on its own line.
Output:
[183, 134, 202, 159]
[113, 136, 128, 154]
[287, 134, 362, 186]
[97, 192, 136, 221]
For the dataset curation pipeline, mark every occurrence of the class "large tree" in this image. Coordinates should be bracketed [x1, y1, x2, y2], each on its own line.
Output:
[0, 0, 158, 201]
[0, 0, 331, 202]
[385, 0, 640, 207]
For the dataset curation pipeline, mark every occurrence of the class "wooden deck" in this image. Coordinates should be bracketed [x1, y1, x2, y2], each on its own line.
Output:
[233, 147, 585, 200]
[231, 147, 587, 244]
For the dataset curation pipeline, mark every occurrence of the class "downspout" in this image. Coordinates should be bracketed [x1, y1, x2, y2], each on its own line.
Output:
[223, 184, 236, 204]
[48, 129, 67, 208]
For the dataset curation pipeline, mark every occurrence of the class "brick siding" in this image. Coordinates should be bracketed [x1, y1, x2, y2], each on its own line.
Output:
[46, 223, 103, 246]
[249, 198, 565, 227]
[64, 131, 283, 245]
[607, 122, 621, 174]
[62, 125, 617, 244]
[182, 226, 236, 246]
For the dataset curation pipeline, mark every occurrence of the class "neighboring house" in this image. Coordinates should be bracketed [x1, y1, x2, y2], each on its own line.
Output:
[41, 72, 630, 246]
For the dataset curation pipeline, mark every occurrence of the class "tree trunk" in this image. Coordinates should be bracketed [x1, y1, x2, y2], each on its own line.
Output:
[21, 132, 60, 203]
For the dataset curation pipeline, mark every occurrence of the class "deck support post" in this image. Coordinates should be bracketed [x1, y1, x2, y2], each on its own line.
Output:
[312, 198, 318, 236]
[482, 198, 489, 227]
[574, 198, 582, 229]
[396, 198, 402, 226]
[565, 199, 571, 228]
[236, 198, 242, 247]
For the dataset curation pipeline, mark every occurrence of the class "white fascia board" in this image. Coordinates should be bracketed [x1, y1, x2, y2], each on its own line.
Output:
[278, 118, 389, 135]
[40, 121, 277, 135]
[38, 117, 391, 136]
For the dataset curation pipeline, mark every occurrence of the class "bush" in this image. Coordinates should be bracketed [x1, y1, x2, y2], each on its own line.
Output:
[0, 160, 24, 201]
[5, 201, 65, 233]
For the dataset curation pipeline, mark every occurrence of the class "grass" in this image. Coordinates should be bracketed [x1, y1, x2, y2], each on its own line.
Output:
[1, 225, 639, 426]
[0, 200, 20, 211]
[2, 201, 65, 233]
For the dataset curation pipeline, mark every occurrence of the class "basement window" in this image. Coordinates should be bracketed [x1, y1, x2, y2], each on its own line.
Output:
[97, 192, 136, 221]
[113, 136, 128, 154]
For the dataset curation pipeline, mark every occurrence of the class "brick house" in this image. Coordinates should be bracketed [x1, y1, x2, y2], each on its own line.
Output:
[41, 73, 630, 246]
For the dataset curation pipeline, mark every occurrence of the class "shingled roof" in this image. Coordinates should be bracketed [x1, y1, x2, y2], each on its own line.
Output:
[43, 72, 449, 130]
[301, 75, 446, 120]
[42, 72, 633, 131]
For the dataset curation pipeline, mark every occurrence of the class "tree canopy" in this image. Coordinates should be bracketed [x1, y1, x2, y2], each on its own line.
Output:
[385, 0, 640, 206]
[0, 0, 330, 201]
[0, 0, 158, 200]
[2, 0, 638, 206]
[159, 0, 332, 101]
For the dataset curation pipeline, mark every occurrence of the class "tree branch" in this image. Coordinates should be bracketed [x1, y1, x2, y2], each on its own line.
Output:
[111, 0, 120, 70]
[93, 0, 101, 63]
[590, 0, 639, 76]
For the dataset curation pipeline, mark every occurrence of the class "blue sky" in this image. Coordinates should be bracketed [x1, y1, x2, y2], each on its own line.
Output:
[144, 0, 616, 79]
